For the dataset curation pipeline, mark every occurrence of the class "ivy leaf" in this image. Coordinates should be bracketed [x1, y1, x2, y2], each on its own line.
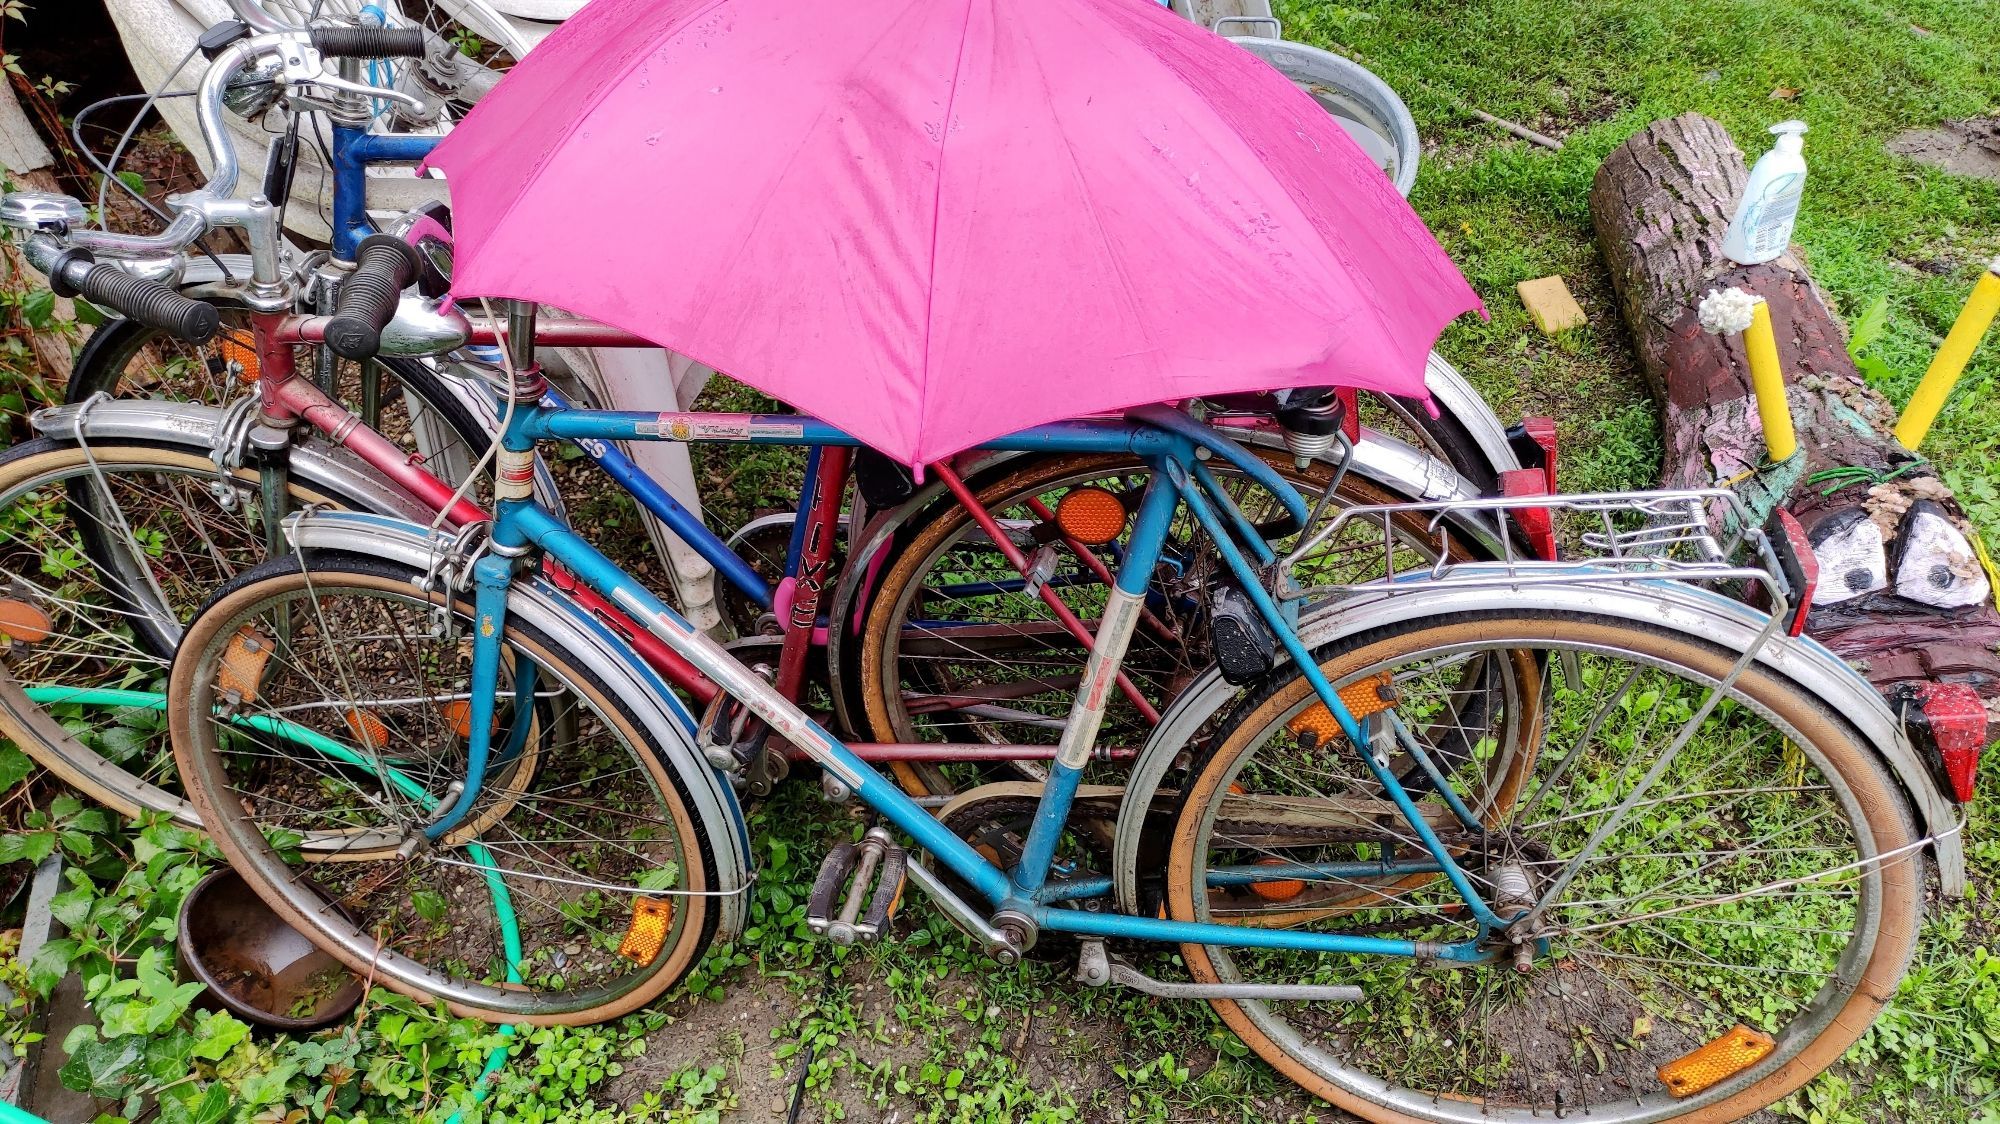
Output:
[96, 727, 148, 766]
[0, 743, 33, 793]
[58, 1035, 147, 1099]
[143, 1029, 195, 1084]
[189, 1010, 249, 1062]
[27, 937, 78, 996]
[20, 287, 53, 329]
[158, 1082, 230, 1124]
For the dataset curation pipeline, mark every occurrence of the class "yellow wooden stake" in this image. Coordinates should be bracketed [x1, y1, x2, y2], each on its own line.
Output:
[1895, 260, 2000, 451]
[1743, 299, 1799, 462]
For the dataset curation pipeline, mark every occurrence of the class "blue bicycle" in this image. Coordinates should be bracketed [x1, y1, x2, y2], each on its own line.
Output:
[160, 299, 1945, 1122]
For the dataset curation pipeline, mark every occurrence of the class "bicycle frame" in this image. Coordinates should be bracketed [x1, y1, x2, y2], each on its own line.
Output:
[411, 365, 1507, 965]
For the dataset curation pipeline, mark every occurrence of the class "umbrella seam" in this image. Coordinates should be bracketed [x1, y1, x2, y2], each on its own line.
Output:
[466, 0, 737, 289]
[913, 0, 979, 464]
[1025, 3, 1162, 383]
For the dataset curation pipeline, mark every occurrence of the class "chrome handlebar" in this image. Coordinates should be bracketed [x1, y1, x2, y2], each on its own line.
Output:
[9, 25, 437, 300]
[226, 0, 290, 34]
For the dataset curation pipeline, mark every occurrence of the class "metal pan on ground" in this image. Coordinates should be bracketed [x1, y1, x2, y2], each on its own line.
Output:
[176, 869, 365, 1032]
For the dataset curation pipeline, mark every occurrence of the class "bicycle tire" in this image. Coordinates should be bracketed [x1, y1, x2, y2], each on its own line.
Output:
[170, 549, 720, 1024]
[857, 449, 1488, 797]
[1162, 609, 1922, 1122]
[0, 437, 383, 829]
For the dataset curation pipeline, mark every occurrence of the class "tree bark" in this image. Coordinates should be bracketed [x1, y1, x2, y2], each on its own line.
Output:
[1590, 112, 2000, 709]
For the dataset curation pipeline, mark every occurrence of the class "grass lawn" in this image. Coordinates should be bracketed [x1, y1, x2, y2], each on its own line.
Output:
[10, 1, 2000, 1122]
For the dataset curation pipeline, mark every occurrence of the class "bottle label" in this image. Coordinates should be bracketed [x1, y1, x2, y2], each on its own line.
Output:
[1746, 174, 1804, 256]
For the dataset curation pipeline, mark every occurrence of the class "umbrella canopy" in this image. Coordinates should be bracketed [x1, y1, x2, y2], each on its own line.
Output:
[426, 0, 1482, 465]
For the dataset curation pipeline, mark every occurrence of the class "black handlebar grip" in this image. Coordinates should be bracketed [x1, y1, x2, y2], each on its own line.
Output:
[48, 250, 219, 343]
[309, 26, 427, 59]
[325, 235, 420, 360]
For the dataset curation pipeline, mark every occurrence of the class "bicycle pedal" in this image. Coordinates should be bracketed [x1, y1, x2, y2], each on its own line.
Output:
[806, 826, 907, 946]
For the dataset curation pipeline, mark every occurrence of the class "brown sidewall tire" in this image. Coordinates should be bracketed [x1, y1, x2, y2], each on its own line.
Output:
[171, 563, 715, 1026]
[1166, 614, 1923, 1123]
[0, 442, 347, 825]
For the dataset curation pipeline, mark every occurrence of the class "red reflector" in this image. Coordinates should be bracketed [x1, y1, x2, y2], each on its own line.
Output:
[1899, 681, 1987, 803]
[1767, 509, 1818, 637]
[1499, 468, 1558, 561]
[1520, 416, 1558, 494]
[1334, 387, 1361, 445]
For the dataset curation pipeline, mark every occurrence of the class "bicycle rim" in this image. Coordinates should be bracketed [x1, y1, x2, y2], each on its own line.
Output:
[0, 440, 368, 828]
[171, 552, 717, 1024]
[859, 452, 1476, 796]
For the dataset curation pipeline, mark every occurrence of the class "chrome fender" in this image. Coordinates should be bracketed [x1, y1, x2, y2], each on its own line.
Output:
[281, 509, 752, 941]
[1422, 351, 1521, 484]
[30, 399, 433, 524]
[1111, 577, 1965, 912]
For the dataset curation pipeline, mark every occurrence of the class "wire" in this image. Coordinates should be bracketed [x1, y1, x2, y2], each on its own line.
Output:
[97, 42, 202, 229]
[70, 91, 194, 225]
[74, 62, 234, 278]
[427, 296, 516, 537]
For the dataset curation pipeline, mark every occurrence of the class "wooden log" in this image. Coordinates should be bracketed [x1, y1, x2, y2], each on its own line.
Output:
[1590, 112, 2000, 711]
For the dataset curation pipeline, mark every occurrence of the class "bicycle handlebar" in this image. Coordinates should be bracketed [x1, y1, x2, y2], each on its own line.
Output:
[326, 235, 421, 359]
[47, 249, 220, 342]
[310, 26, 427, 59]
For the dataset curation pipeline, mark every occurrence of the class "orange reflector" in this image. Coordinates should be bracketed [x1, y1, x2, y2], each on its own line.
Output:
[438, 699, 498, 740]
[343, 709, 390, 750]
[1054, 486, 1127, 546]
[0, 599, 53, 644]
[1657, 1025, 1775, 1098]
[1248, 857, 1305, 901]
[1288, 674, 1395, 743]
[216, 628, 273, 704]
[618, 897, 674, 966]
[218, 336, 261, 385]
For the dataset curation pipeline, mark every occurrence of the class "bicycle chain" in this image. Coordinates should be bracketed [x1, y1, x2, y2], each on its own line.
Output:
[939, 794, 1553, 939]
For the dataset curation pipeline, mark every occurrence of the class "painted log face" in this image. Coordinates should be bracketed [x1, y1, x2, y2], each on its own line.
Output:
[1591, 112, 2000, 720]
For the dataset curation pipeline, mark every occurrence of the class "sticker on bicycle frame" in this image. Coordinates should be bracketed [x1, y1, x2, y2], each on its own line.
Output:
[495, 449, 536, 501]
[640, 414, 803, 442]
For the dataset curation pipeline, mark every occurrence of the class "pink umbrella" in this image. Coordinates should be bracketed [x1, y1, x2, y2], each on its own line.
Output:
[425, 0, 1482, 466]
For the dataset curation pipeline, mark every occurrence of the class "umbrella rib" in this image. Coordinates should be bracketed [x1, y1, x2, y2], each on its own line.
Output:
[912, 0, 980, 463]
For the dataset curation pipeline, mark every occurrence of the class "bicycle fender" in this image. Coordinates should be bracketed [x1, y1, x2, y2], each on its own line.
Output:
[1112, 576, 1966, 912]
[30, 399, 434, 525]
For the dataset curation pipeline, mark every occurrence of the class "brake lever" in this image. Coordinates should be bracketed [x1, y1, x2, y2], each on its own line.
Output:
[272, 39, 425, 113]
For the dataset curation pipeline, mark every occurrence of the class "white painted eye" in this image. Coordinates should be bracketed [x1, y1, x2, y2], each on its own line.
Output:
[1893, 500, 1992, 610]
[1807, 509, 1887, 605]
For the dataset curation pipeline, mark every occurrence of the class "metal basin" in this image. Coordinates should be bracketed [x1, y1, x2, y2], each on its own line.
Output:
[1233, 37, 1421, 197]
[176, 870, 364, 1032]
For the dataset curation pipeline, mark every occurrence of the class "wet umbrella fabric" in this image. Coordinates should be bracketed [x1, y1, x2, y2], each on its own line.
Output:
[425, 0, 1483, 465]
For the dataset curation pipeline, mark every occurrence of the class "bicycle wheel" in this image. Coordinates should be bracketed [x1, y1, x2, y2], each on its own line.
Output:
[70, 305, 493, 496]
[170, 550, 719, 1025]
[0, 438, 380, 828]
[1162, 609, 1922, 1122]
[857, 450, 1484, 795]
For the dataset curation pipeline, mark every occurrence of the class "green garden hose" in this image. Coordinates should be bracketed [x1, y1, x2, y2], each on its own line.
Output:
[21, 686, 521, 1120]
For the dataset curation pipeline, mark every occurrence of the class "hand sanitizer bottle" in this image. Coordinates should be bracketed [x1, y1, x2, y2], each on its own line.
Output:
[1722, 121, 1809, 265]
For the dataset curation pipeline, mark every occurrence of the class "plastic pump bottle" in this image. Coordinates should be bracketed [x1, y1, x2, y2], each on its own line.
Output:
[1722, 121, 1809, 265]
